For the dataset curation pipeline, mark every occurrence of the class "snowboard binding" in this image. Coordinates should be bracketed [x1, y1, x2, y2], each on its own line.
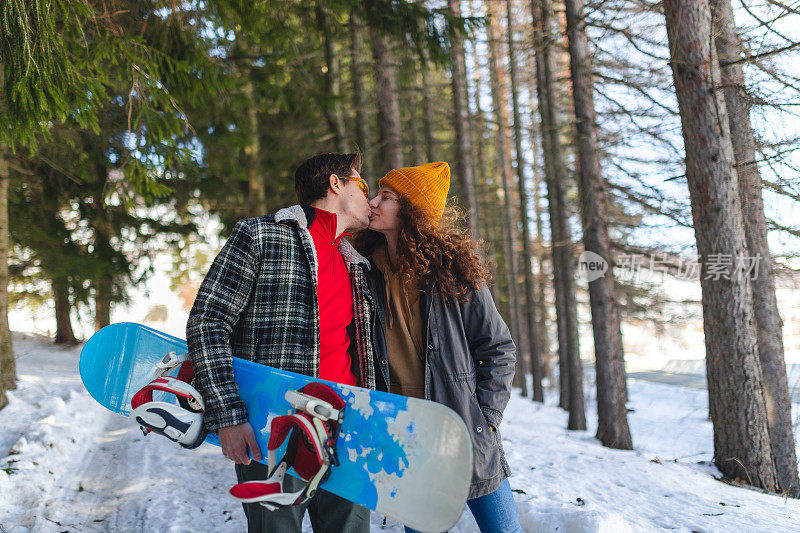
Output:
[229, 382, 346, 510]
[130, 351, 208, 449]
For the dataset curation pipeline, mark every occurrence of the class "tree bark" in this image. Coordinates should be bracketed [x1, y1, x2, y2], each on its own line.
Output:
[404, 79, 423, 165]
[318, 3, 348, 153]
[711, 0, 798, 496]
[506, 0, 543, 402]
[92, 164, 113, 332]
[53, 277, 77, 345]
[370, 33, 403, 171]
[468, 0, 500, 300]
[448, 0, 480, 238]
[94, 271, 112, 331]
[487, 0, 529, 397]
[531, 0, 586, 428]
[419, 61, 436, 163]
[565, 0, 631, 449]
[350, 12, 374, 184]
[0, 138, 15, 410]
[243, 76, 266, 218]
[663, 0, 779, 492]
[527, 63, 554, 386]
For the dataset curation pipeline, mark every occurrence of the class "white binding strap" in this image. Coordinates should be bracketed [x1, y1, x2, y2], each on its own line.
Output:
[285, 390, 340, 421]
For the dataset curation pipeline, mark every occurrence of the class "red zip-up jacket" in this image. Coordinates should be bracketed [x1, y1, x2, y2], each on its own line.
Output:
[308, 207, 357, 386]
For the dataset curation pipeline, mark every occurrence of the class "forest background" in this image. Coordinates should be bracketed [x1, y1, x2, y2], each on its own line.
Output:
[2, 0, 800, 497]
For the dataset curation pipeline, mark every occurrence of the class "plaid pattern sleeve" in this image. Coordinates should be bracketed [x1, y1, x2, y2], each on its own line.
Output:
[187, 219, 259, 431]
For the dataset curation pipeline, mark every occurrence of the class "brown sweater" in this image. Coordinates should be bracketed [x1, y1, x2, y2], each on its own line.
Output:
[372, 246, 425, 399]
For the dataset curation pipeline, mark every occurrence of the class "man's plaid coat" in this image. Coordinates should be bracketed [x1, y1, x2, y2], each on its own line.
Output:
[186, 205, 376, 431]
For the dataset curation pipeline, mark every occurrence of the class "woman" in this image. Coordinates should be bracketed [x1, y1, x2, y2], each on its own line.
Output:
[354, 162, 522, 533]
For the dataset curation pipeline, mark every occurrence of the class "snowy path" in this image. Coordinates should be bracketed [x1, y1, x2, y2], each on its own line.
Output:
[2, 333, 800, 532]
[31, 413, 247, 532]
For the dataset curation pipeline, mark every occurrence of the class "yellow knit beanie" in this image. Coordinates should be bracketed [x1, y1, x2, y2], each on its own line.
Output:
[379, 162, 450, 224]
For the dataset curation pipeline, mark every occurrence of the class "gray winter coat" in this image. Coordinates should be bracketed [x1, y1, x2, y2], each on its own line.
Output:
[365, 263, 516, 499]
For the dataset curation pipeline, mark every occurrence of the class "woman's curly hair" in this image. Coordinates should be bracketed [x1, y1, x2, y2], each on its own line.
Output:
[352, 197, 491, 300]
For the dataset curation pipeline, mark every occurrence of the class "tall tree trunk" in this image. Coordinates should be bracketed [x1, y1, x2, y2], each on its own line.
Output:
[94, 269, 112, 331]
[319, 3, 348, 152]
[370, 33, 403, 171]
[506, 0, 543, 402]
[533, 158, 554, 385]
[350, 12, 374, 183]
[419, 61, 436, 163]
[565, 0, 631, 449]
[663, 0, 780, 492]
[243, 76, 266, 218]
[414, 0, 436, 162]
[468, 1, 500, 300]
[53, 277, 77, 345]
[487, 0, 529, 396]
[93, 165, 113, 331]
[448, 0, 480, 238]
[527, 67, 554, 385]
[531, 0, 585, 428]
[711, 0, 799, 496]
[404, 81, 423, 165]
[0, 137, 15, 410]
[525, 42, 554, 384]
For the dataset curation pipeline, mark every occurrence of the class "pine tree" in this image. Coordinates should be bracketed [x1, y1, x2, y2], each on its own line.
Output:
[711, 0, 799, 495]
[447, 0, 479, 237]
[663, 0, 779, 492]
[530, 0, 585, 428]
[506, 0, 543, 401]
[564, 0, 631, 448]
[486, 0, 528, 396]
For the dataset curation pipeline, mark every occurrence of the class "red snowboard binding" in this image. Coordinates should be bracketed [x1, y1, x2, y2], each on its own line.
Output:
[229, 382, 346, 510]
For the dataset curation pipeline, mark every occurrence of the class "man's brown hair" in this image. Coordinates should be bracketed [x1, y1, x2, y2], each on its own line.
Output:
[294, 152, 362, 205]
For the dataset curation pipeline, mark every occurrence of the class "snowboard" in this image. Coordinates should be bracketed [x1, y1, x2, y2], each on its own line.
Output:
[79, 322, 473, 532]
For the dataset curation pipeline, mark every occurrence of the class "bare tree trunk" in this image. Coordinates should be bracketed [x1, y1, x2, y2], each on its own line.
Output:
[0, 137, 15, 410]
[413, 0, 436, 162]
[663, 0, 779, 493]
[419, 61, 436, 163]
[93, 166, 113, 331]
[403, 78, 423, 166]
[467, 2, 499, 299]
[318, 3, 348, 152]
[53, 277, 77, 345]
[371, 33, 403, 171]
[533, 164, 554, 385]
[350, 12, 374, 184]
[448, 0, 480, 238]
[527, 68, 554, 386]
[243, 77, 266, 218]
[531, 0, 585, 428]
[487, 0, 529, 397]
[711, 0, 798, 496]
[506, 0, 543, 402]
[565, 0, 631, 449]
[94, 271, 112, 331]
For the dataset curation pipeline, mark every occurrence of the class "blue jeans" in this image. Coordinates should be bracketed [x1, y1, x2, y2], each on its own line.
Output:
[404, 478, 522, 533]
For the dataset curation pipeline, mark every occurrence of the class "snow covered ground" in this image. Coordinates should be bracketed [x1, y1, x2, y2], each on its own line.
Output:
[1, 333, 799, 532]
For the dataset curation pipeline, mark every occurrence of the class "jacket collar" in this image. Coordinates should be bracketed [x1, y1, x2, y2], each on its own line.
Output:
[274, 204, 370, 269]
[274, 204, 310, 228]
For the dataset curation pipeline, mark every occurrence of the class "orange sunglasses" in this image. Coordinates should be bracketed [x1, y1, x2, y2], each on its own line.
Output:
[340, 176, 370, 197]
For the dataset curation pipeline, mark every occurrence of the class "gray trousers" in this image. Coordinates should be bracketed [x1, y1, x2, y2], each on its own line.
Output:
[235, 461, 370, 533]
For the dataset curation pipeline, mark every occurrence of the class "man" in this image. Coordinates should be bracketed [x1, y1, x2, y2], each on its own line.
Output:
[187, 152, 375, 533]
